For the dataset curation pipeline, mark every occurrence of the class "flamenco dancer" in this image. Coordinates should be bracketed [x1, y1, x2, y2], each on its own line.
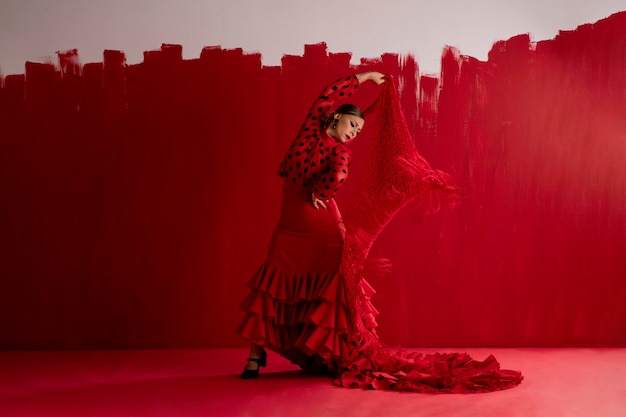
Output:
[236, 71, 523, 393]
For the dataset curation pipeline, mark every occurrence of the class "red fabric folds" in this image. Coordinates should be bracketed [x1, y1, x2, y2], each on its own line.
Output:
[340, 76, 461, 352]
[335, 352, 523, 393]
[333, 76, 522, 393]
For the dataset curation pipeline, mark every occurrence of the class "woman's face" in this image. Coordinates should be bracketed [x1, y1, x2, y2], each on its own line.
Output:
[329, 114, 365, 144]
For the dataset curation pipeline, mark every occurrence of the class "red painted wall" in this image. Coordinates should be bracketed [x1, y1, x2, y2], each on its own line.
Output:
[1, 12, 625, 349]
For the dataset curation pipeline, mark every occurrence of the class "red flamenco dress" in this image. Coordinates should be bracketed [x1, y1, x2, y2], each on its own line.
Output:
[236, 75, 524, 393]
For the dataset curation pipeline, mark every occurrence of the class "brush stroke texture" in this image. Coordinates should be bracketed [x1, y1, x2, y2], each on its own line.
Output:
[0, 12, 625, 349]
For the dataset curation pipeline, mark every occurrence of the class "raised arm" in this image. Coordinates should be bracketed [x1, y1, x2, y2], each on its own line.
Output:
[305, 72, 386, 138]
[309, 72, 386, 209]
[304, 75, 360, 138]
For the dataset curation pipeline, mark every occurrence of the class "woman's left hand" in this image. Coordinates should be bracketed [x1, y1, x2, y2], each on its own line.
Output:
[312, 193, 328, 210]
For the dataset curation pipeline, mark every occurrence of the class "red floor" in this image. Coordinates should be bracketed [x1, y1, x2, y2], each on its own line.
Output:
[1, 348, 625, 416]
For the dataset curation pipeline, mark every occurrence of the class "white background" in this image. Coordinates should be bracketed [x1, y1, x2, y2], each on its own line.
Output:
[0, 0, 624, 76]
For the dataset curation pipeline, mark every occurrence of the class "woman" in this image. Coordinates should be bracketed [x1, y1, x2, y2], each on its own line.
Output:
[236, 72, 523, 392]
[236, 71, 386, 378]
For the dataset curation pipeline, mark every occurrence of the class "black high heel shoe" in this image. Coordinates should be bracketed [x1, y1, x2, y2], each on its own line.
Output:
[240, 348, 267, 379]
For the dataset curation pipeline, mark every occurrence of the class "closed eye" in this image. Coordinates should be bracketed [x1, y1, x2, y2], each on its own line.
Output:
[350, 119, 362, 136]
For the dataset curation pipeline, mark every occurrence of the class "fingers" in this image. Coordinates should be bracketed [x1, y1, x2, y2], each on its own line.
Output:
[311, 193, 328, 210]
[373, 72, 387, 85]
[366, 71, 386, 85]
[313, 199, 328, 210]
[357, 71, 387, 85]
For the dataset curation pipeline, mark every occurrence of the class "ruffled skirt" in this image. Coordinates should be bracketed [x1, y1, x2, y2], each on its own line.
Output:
[236, 182, 372, 372]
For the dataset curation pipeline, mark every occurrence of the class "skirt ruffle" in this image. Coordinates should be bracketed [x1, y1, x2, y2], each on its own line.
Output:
[236, 262, 378, 373]
[334, 350, 524, 393]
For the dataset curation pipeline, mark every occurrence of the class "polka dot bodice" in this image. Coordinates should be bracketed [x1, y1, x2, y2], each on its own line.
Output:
[278, 75, 360, 200]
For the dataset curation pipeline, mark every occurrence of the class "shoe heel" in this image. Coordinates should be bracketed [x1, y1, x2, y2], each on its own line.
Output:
[240, 349, 267, 379]
[240, 367, 259, 379]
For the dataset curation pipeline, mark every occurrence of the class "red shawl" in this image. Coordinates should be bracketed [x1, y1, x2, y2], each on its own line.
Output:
[336, 76, 522, 393]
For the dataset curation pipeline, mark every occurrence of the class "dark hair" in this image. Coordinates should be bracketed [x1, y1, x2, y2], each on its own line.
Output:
[324, 104, 364, 128]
